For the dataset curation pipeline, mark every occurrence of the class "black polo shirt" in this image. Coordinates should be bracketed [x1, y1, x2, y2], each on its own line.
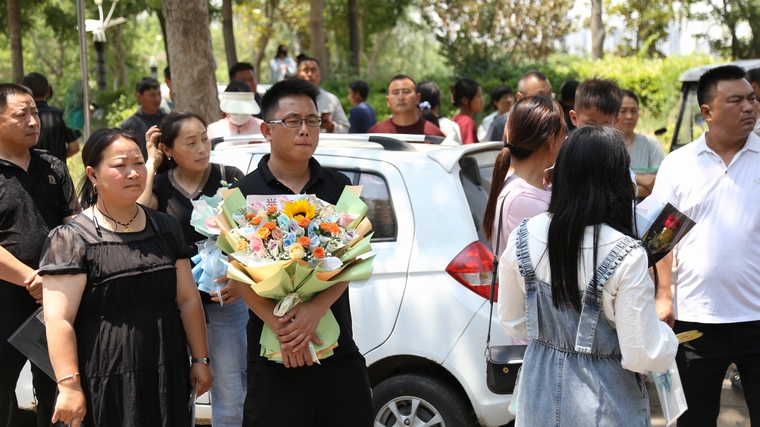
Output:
[231, 154, 357, 362]
[0, 149, 80, 310]
[35, 100, 79, 162]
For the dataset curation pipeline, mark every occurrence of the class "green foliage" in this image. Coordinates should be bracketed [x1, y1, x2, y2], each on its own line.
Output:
[684, 0, 760, 59]
[607, 0, 675, 58]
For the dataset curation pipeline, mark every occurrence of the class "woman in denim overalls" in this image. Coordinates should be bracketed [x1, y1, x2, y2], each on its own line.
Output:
[498, 127, 678, 426]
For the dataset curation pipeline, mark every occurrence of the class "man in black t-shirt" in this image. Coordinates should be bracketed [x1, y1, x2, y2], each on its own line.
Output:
[22, 72, 80, 162]
[121, 77, 166, 159]
[231, 79, 373, 426]
[0, 84, 80, 427]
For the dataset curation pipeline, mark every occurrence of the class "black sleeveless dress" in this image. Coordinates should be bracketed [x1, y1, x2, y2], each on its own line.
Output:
[39, 207, 192, 427]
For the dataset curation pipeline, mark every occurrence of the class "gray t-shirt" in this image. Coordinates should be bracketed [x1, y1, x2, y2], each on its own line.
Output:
[629, 133, 666, 174]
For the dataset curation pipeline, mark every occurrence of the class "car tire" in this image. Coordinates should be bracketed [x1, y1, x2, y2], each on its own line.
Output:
[373, 374, 474, 427]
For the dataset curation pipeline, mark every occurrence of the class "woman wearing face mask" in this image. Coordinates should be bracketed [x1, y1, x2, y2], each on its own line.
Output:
[206, 81, 263, 144]
[138, 111, 247, 427]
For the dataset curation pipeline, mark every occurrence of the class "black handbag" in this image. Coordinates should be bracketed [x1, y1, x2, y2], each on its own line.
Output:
[485, 196, 527, 395]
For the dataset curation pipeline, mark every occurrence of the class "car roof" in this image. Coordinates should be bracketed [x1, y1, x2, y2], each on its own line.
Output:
[679, 59, 760, 82]
[211, 134, 502, 172]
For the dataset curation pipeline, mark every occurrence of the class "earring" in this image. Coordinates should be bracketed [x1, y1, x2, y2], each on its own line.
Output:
[93, 184, 98, 195]
[167, 155, 172, 161]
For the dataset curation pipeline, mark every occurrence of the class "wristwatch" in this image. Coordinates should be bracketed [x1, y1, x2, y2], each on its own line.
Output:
[191, 356, 211, 365]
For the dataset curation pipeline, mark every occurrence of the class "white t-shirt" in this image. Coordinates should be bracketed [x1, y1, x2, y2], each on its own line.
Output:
[438, 117, 462, 144]
[317, 88, 349, 134]
[651, 131, 760, 323]
[498, 213, 677, 374]
[477, 111, 498, 141]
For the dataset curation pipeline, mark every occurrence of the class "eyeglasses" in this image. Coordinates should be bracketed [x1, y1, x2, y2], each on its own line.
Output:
[267, 117, 322, 128]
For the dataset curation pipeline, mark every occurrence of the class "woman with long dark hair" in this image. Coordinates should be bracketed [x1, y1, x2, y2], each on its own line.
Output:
[138, 111, 248, 427]
[498, 126, 677, 426]
[40, 128, 212, 427]
[482, 96, 565, 257]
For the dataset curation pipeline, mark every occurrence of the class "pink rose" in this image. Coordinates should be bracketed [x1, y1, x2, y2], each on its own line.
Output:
[338, 213, 358, 228]
[249, 237, 265, 255]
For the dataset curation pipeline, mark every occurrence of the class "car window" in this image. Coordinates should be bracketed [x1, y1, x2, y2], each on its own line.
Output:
[459, 157, 494, 245]
[337, 170, 397, 241]
[674, 87, 707, 150]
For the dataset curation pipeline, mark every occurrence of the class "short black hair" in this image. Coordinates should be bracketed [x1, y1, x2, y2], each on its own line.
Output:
[621, 89, 639, 105]
[228, 62, 255, 80]
[388, 74, 415, 91]
[260, 79, 319, 121]
[559, 79, 580, 102]
[489, 85, 513, 105]
[136, 77, 160, 94]
[348, 80, 370, 100]
[0, 83, 33, 113]
[574, 78, 623, 116]
[746, 68, 760, 85]
[164, 66, 171, 81]
[225, 80, 253, 93]
[698, 65, 747, 106]
[517, 70, 549, 95]
[297, 56, 320, 68]
[21, 72, 49, 99]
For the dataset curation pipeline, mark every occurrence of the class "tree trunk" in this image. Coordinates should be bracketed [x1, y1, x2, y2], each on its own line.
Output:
[590, 0, 605, 60]
[254, 0, 278, 84]
[348, 0, 360, 76]
[222, 0, 238, 67]
[7, 0, 24, 83]
[162, 0, 220, 122]
[157, 9, 170, 69]
[310, 0, 329, 80]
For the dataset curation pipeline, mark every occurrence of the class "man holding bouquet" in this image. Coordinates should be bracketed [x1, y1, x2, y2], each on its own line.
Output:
[230, 79, 373, 426]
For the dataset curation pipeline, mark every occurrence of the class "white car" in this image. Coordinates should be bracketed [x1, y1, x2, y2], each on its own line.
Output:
[15, 133, 518, 426]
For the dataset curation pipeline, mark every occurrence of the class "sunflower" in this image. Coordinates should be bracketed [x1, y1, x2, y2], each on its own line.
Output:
[283, 199, 316, 221]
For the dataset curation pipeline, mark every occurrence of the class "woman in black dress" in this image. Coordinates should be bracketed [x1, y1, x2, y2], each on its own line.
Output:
[40, 128, 212, 427]
[138, 111, 247, 427]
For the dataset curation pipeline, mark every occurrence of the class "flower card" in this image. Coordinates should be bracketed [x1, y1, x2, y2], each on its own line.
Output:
[635, 200, 695, 262]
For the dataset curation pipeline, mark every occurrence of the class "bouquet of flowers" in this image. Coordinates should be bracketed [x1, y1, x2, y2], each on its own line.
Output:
[188, 188, 232, 305]
[209, 186, 375, 363]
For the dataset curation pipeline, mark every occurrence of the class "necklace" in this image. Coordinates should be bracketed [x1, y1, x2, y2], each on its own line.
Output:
[95, 204, 139, 232]
[174, 168, 203, 193]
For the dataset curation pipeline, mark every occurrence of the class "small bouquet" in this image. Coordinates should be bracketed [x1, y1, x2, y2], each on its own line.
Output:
[189, 188, 231, 305]
[210, 186, 375, 363]
[634, 198, 696, 263]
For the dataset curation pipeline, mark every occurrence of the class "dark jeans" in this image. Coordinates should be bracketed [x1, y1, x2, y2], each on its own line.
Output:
[242, 352, 374, 427]
[675, 320, 760, 427]
[0, 308, 57, 427]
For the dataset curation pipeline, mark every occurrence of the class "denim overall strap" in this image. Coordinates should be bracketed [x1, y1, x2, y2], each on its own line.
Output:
[515, 219, 540, 340]
[573, 236, 640, 353]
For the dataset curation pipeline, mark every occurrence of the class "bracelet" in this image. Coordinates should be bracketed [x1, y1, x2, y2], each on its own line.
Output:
[56, 372, 80, 384]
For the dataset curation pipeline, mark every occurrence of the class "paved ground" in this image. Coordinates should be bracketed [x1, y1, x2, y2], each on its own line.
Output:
[649, 368, 750, 427]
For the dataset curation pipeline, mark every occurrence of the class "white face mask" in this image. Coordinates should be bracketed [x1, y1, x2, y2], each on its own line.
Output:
[228, 113, 251, 126]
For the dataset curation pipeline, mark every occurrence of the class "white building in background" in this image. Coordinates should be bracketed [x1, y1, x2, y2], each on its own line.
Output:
[563, 1, 745, 56]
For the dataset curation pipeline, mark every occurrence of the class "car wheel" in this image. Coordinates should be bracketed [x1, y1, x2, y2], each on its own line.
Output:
[373, 374, 473, 427]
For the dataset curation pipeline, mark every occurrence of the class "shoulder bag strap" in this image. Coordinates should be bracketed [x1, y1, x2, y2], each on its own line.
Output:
[486, 195, 509, 350]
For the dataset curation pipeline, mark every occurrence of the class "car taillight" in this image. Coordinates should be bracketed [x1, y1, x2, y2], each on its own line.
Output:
[446, 241, 497, 300]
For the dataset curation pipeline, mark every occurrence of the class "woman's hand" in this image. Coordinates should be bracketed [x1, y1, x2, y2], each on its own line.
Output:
[209, 276, 241, 304]
[276, 301, 324, 353]
[189, 363, 214, 396]
[52, 382, 87, 427]
[145, 126, 164, 170]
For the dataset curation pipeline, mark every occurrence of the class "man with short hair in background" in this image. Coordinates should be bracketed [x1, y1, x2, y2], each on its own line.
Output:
[367, 75, 445, 137]
[121, 76, 166, 159]
[347, 79, 376, 133]
[229, 62, 263, 119]
[485, 70, 552, 141]
[296, 57, 349, 133]
[745, 67, 760, 137]
[652, 64, 760, 426]
[21, 72, 80, 162]
[0, 83, 80, 427]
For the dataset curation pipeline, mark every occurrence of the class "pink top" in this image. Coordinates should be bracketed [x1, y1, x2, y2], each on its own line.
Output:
[491, 174, 551, 257]
[452, 113, 478, 144]
[207, 117, 264, 148]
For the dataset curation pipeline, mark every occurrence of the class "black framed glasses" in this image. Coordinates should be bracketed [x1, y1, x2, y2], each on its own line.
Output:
[267, 117, 322, 128]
